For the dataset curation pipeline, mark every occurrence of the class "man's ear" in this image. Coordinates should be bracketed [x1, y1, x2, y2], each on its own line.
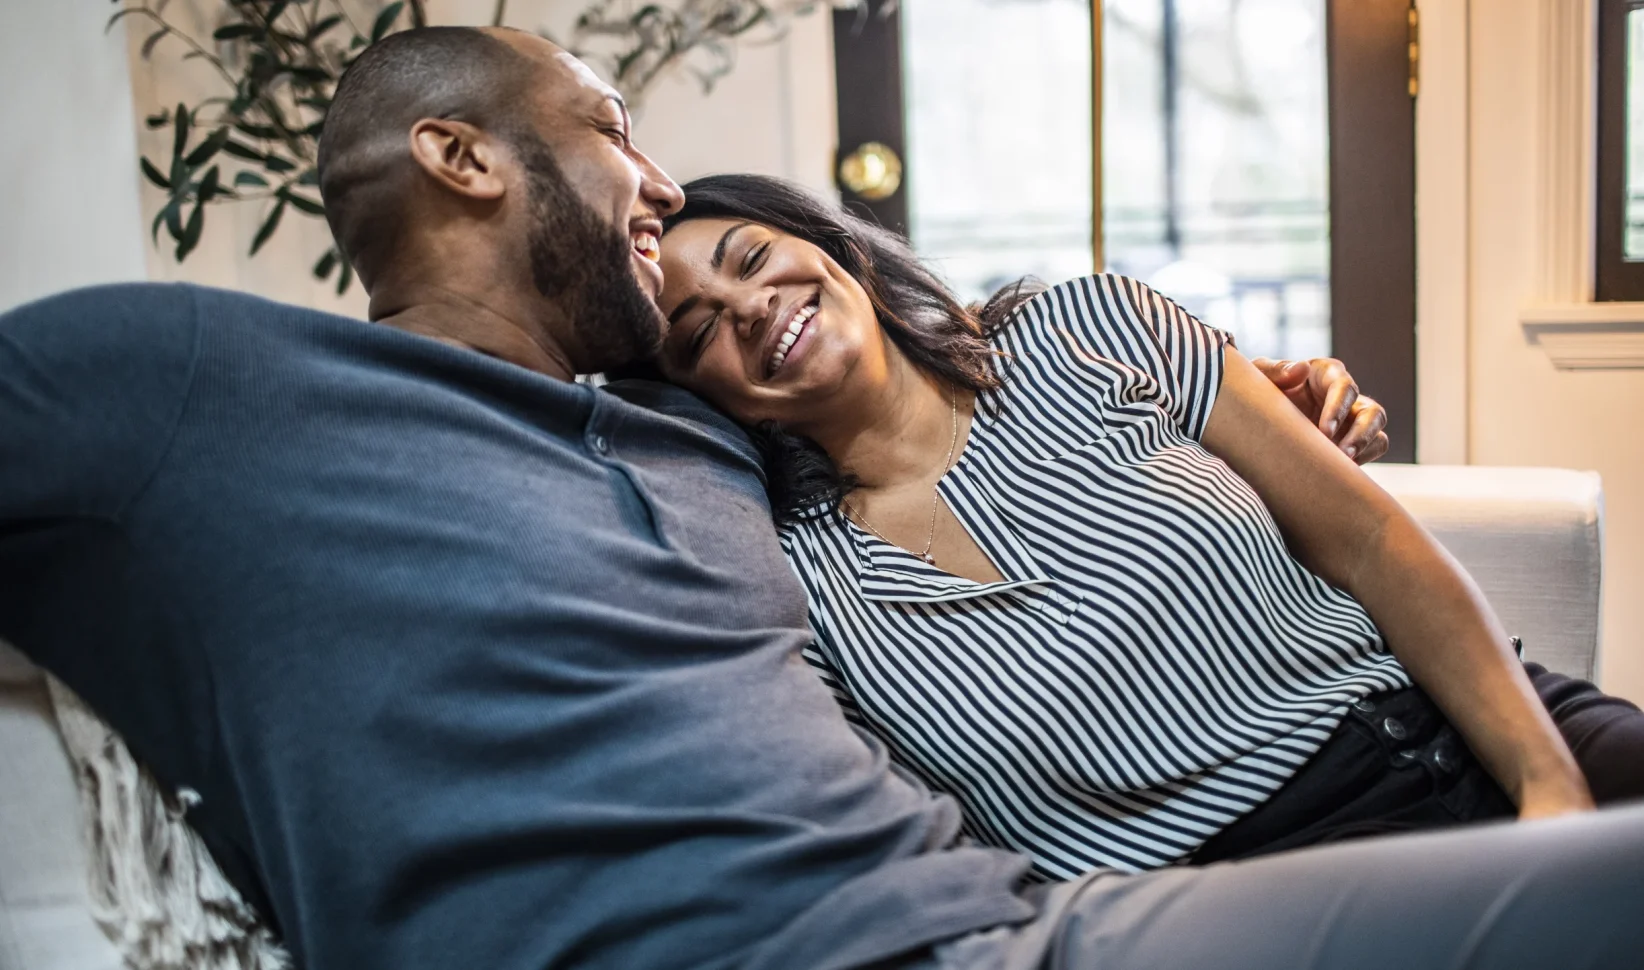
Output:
[407, 118, 508, 201]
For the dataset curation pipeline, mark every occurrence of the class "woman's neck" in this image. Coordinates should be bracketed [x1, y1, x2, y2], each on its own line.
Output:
[805, 339, 961, 493]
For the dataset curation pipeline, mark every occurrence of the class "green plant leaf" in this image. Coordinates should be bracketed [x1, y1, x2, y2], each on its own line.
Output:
[175, 200, 206, 260]
[141, 28, 169, 59]
[313, 248, 338, 279]
[145, 110, 171, 129]
[296, 168, 319, 186]
[250, 198, 287, 255]
[286, 65, 332, 85]
[233, 119, 282, 140]
[307, 14, 344, 40]
[263, 154, 298, 174]
[140, 157, 171, 190]
[212, 23, 261, 41]
[371, 1, 405, 42]
[165, 193, 187, 241]
[234, 170, 269, 188]
[171, 102, 191, 165]
[151, 201, 174, 243]
[184, 127, 231, 169]
[222, 139, 265, 162]
[197, 165, 222, 203]
[335, 258, 353, 295]
[278, 187, 325, 216]
[266, 0, 292, 25]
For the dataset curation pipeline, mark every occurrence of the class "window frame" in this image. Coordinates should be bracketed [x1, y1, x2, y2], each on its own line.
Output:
[1595, 0, 1644, 300]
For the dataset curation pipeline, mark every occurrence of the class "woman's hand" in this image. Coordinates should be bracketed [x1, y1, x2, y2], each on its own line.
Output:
[1250, 356, 1389, 463]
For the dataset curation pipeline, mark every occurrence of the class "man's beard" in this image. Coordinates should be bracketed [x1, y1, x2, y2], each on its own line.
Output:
[512, 132, 665, 373]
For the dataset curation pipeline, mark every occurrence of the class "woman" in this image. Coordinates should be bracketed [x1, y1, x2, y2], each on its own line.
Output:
[649, 174, 1644, 878]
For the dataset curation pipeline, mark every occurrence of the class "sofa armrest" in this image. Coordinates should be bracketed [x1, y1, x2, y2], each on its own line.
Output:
[1362, 464, 1604, 681]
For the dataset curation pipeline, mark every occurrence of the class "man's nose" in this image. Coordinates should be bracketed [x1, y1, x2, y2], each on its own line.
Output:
[636, 149, 684, 217]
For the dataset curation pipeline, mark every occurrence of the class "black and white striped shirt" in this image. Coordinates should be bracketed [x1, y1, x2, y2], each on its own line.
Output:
[780, 274, 1411, 877]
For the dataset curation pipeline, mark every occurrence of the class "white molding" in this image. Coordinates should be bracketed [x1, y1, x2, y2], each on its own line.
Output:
[1521, 303, 1644, 326]
[1521, 320, 1644, 369]
[1517, 0, 1619, 370]
[1534, 0, 1597, 304]
[1521, 304, 1644, 370]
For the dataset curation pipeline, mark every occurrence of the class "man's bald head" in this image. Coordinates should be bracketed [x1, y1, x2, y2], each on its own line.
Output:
[317, 26, 544, 285]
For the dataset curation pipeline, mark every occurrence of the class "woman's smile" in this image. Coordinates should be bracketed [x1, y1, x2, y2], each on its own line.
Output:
[765, 297, 820, 379]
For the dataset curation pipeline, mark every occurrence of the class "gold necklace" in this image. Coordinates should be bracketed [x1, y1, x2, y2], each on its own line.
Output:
[843, 390, 959, 565]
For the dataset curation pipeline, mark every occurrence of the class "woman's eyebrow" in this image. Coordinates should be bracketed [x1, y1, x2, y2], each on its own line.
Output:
[668, 295, 702, 329]
[712, 222, 753, 270]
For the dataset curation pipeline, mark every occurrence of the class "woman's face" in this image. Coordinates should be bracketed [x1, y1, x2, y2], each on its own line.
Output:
[655, 218, 884, 429]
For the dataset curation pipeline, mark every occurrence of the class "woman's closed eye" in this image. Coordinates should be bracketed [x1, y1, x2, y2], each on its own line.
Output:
[740, 240, 772, 280]
[686, 310, 721, 365]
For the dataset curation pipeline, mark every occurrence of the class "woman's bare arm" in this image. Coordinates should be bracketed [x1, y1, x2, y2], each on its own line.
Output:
[1201, 344, 1592, 820]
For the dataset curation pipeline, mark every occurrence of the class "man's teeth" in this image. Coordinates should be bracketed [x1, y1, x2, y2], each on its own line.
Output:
[632, 232, 660, 262]
[769, 303, 819, 373]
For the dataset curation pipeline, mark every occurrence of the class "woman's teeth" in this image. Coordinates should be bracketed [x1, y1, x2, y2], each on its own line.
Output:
[632, 232, 660, 262]
[769, 302, 819, 374]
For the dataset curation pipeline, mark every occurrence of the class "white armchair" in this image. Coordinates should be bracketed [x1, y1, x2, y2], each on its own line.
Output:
[0, 464, 1609, 970]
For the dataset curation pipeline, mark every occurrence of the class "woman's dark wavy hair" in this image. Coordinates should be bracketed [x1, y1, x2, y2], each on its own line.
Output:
[658, 173, 1044, 524]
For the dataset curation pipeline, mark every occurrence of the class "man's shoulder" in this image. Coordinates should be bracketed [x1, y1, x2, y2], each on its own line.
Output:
[600, 379, 767, 487]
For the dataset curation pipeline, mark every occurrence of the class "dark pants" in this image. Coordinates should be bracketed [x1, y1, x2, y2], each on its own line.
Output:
[1193, 662, 1644, 863]
[913, 663, 1644, 970]
[926, 804, 1644, 970]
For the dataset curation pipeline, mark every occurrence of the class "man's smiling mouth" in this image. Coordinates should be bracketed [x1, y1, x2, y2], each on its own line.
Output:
[631, 231, 660, 262]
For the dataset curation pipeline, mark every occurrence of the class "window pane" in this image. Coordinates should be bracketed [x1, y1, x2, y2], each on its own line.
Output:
[1104, 0, 1330, 359]
[1625, 6, 1644, 259]
[901, 0, 1095, 304]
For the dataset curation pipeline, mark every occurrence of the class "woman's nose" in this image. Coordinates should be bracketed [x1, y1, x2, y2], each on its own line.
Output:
[731, 289, 778, 340]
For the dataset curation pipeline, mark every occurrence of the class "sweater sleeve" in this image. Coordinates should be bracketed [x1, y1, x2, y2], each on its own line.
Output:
[0, 283, 200, 521]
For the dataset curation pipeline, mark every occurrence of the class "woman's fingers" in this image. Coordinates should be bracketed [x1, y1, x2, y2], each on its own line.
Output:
[1309, 358, 1359, 436]
[1338, 396, 1389, 463]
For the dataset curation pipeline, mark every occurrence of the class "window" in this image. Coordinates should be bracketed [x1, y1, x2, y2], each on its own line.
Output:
[1595, 0, 1644, 300]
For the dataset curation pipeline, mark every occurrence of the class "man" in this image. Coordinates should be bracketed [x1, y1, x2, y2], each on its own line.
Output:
[1, 25, 1640, 970]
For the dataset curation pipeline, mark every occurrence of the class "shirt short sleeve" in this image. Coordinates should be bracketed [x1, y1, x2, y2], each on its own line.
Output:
[1005, 274, 1232, 440]
[0, 283, 200, 521]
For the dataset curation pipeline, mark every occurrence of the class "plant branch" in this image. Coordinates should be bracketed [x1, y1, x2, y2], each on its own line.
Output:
[114, 7, 240, 89]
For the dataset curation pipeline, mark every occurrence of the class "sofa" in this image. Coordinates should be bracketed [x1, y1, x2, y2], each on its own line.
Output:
[0, 463, 1608, 970]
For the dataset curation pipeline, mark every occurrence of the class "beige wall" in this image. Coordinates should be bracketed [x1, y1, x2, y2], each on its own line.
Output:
[0, 2, 147, 311]
[124, 0, 836, 317]
[1460, 1, 1644, 700]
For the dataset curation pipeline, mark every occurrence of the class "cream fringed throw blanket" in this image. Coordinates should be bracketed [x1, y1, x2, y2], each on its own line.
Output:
[45, 678, 292, 970]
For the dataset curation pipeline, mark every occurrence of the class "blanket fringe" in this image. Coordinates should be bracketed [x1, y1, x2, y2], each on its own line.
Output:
[45, 677, 293, 970]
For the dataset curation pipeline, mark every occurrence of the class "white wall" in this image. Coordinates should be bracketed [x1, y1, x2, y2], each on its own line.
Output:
[0, 3, 147, 311]
[123, 0, 836, 315]
[1461, 1, 1644, 701]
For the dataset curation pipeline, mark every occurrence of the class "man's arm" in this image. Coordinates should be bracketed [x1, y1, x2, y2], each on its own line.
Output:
[0, 283, 199, 521]
[1251, 356, 1390, 463]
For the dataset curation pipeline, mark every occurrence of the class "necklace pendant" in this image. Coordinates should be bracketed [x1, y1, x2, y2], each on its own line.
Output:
[921, 552, 937, 565]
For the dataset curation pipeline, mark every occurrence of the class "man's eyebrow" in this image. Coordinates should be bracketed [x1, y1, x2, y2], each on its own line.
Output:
[668, 295, 702, 329]
[712, 222, 753, 270]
